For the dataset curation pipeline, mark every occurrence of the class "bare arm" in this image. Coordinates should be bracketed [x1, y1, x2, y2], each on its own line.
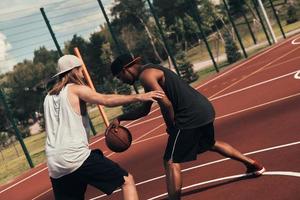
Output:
[140, 70, 175, 129]
[72, 85, 164, 107]
[117, 101, 153, 121]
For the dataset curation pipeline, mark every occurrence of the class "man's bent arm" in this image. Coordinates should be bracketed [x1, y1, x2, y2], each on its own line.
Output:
[117, 101, 153, 121]
[140, 73, 175, 129]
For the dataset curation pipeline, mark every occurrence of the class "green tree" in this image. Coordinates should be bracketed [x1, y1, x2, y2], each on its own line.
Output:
[63, 33, 115, 93]
[176, 51, 198, 83]
[224, 31, 241, 63]
[64, 34, 89, 57]
[33, 46, 59, 65]
[153, 0, 216, 51]
[87, 32, 115, 93]
[0, 104, 10, 133]
[227, 0, 257, 44]
[111, 0, 166, 62]
[286, 3, 298, 24]
[4, 61, 47, 124]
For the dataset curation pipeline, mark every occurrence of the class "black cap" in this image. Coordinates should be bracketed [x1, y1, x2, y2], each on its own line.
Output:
[110, 54, 141, 76]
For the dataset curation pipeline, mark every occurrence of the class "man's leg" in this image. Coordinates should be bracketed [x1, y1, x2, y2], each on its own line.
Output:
[210, 140, 265, 176]
[121, 173, 139, 200]
[164, 160, 182, 200]
[210, 140, 254, 165]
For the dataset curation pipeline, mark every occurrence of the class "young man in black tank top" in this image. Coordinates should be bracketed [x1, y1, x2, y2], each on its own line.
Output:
[110, 54, 265, 200]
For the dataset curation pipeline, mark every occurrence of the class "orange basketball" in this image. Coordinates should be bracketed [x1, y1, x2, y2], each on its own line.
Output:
[105, 125, 132, 153]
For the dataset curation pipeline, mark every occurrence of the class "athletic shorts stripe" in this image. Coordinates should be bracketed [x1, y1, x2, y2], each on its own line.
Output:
[171, 130, 180, 161]
[164, 123, 215, 163]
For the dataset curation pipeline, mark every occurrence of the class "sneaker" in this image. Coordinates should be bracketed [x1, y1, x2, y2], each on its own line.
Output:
[246, 161, 266, 176]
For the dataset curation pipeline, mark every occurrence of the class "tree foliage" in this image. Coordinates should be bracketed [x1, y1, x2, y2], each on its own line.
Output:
[224, 31, 241, 63]
[286, 2, 298, 24]
[0, 47, 57, 136]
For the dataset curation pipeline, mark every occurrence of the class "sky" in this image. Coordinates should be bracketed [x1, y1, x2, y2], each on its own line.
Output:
[0, 0, 114, 74]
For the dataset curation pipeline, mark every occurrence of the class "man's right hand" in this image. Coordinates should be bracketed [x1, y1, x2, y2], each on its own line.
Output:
[108, 118, 120, 132]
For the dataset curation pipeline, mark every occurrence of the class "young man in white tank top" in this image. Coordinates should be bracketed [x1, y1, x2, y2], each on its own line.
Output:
[44, 55, 164, 200]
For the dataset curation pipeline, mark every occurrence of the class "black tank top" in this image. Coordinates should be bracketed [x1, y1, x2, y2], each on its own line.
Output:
[141, 64, 215, 129]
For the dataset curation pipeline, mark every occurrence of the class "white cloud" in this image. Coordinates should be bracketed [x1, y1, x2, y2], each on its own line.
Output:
[0, 32, 16, 73]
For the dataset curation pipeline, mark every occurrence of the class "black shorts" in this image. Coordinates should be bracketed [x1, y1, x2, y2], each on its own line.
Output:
[164, 123, 216, 163]
[50, 149, 128, 200]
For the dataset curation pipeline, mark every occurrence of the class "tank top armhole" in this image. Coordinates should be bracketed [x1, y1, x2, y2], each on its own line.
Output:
[65, 84, 83, 117]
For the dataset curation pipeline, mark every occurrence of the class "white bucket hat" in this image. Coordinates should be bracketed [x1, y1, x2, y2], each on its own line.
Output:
[52, 55, 82, 78]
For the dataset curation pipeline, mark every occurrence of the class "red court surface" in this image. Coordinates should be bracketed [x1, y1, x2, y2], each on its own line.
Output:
[1, 33, 300, 200]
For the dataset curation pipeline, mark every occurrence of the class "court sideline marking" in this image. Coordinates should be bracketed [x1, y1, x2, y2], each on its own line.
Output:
[89, 141, 300, 200]
[291, 36, 300, 44]
[294, 71, 300, 79]
[209, 45, 300, 99]
[147, 171, 300, 200]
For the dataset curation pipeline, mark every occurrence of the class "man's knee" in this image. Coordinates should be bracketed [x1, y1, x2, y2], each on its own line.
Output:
[163, 160, 174, 169]
[163, 160, 181, 170]
[210, 140, 220, 151]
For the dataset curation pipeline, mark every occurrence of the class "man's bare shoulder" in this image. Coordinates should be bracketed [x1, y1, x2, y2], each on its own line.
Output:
[140, 67, 163, 81]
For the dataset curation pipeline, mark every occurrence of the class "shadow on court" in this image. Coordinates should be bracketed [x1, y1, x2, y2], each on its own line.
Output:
[160, 176, 255, 200]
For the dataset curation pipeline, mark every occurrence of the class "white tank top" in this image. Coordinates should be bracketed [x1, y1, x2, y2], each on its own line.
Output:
[43, 84, 91, 178]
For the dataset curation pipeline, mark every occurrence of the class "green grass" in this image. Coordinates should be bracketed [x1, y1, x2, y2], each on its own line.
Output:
[1, 19, 300, 186]
[0, 133, 46, 184]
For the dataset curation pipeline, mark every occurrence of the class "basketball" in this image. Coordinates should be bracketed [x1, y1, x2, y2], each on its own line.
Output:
[105, 125, 132, 153]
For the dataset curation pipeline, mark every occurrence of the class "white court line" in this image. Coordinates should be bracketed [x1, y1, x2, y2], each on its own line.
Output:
[291, 37, 300, 45]
[127, 116, 162, 129]
[133, 123, 165, 143]
[210, 70, 299, 101]
[31, 188, 52, 200]
[89, 141, 300, 200]
[147, 171, 300, 200]
[133, 133, 166, 145]
[209, 45, 300, 99]
[3, 35, 298, 198]
[195, 33, 300, 90]
[216, 92, 300, 120]
[294, 71, 300, 79]
[0, 167, 48, 195]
